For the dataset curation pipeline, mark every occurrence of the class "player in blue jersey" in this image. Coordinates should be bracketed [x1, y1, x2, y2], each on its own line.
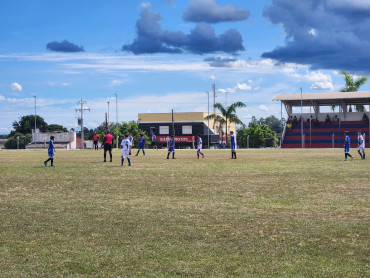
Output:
[196, 135, 205, 159]
[230, 131, 237, 159]
[344, 131, 353, 161]
[135, 134, 146, 156]
[44, 136, 56, 167]
[166, 135, 175, 159]
[121, 134, 131, 166]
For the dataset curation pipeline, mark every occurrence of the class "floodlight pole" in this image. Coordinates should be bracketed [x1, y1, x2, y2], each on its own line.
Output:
[34, 96, 36, 148]
[300, 88, 303, 149]
[114, 93, 118, 149]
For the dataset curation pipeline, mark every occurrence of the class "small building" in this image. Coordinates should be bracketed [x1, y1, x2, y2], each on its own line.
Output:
[0, 139, 7, 149]
[138, 112, 236, 148]
[26, 129, 77, 149]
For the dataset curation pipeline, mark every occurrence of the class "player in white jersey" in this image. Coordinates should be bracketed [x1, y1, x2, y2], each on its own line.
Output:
[121, 134, 131, 166]
[357, 130, 365, 160]
[196, 135, 205, 159]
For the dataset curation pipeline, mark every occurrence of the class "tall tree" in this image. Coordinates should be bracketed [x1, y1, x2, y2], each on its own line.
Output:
[12, 115, 48, 134]
[204, 102, 246, 142]
[332, 71, 368, 112]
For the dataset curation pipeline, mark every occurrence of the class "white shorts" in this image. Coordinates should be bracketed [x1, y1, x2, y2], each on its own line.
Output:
[222, 141, 226, 144]
[121, 150, 130, 158]
[357, 146, 365, 152]
[197, 146, 202, 152]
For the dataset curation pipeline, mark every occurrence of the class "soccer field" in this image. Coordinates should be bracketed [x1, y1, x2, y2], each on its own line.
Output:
[0, 149, 369, 277]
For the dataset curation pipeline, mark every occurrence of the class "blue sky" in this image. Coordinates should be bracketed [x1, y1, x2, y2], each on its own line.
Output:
[1, 0, 370, 134]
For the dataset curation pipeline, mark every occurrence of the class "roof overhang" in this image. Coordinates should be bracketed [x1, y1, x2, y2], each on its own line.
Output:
[272, 91, 370, 106]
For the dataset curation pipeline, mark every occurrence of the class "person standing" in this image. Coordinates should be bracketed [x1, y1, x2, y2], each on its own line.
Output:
[44, 136, 56, 167]
[128, 133, 133, 155]
[102, 130, 114, 162]
[357, 130, 366, 160]
[151, 132, 157, 150]
[230, 131, 237, 159]
[166, 135, 175, 159]
[121, 134, 131, 167]
[135, 134, 146, 156]
[93, 133, 99, 150]
[222, 132, 227, 149]
[218, 132, 223, 149]
[196, 135, 205, 159]
[344, 131, 353, 161]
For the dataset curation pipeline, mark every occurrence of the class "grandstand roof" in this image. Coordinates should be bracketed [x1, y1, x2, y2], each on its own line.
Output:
[272, 91, 370, 106]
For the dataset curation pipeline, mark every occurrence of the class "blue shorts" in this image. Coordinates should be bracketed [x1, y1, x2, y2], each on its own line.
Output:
[231, 144, 236, 151]
[344, 146, 350, 153]
[168, 147, 175, 153]
[139, 146, 145, 150]
[48, 151, 54, 158]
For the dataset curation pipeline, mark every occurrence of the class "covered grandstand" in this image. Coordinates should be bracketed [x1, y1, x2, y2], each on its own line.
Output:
[273, 91, 370, 148]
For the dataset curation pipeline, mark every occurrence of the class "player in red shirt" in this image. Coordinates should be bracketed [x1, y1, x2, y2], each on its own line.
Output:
[93, 133, 99, 150]
[102, 130, 114, 162]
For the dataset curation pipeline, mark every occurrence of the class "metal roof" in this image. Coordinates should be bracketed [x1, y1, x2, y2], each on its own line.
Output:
[272, 91, 370, 106]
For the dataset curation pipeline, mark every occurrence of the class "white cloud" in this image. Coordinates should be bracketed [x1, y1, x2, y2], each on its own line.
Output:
[308, 28, 317, 36]
[218, 82, 252, 94]
[140, 2, 151, 8]
[210, 75, 216, 80]
[48, 82, 71, 87]
[258, 104, 269, 112]
[11, 82, 22, 91]
[110, 80, 124, 86]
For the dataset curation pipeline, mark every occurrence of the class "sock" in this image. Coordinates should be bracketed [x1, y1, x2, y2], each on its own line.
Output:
[136, 151, 139, 155]
[345, 153, 348, 159]
[359, 152, 363, 159]
[197, 153, 199, 158]
[172, 152, 175, 159]
[110, 153, 112, 161]
[104, 153, 106, 161]
[143, 150, 145, 155]
[121, 157, 124, 166]
[45, 158, 51, 163]
[234, 152, 237, 159]
[167, 153, 170, 159]
[127, 158, 131, 166]
[363, 153, 366, 159]
[51, 158, 54, 165]
[201, 152, 204, 156]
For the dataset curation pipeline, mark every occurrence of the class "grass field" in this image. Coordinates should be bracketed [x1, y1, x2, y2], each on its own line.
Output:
[0, 149, 369, 277]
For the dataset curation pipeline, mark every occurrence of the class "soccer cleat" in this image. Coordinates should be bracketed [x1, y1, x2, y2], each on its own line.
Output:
[344, 159, 347, 161]
[51, 165, 56, 167]
[351, 157, 353, 161]
[44, 161, 47, 166]
[202, 155, 205, 158]
[110, 160, 112, 162]
[172, 157, 176, 159]
[103, 160, 106, 162]
[135, 154, 138, 156]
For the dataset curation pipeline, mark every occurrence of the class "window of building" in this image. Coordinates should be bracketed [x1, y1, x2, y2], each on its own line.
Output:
[182, 125, 192, 134]
[159, 126, 169, 134]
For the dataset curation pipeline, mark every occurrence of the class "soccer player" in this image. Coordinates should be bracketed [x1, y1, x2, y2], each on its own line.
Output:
[102, 130, 114, 162]
[357, 130, 366, 160]
[151, 132, 157, 150]
[222, 132, 227, 149]
[135, 134, 146, 156]
[44, 136, 56, 167]
[93, 133, 99, 150]
[128, 133, 133, 155]
[121, 134, 131, 166]
[344, 131, 353, 161]
[218, 132, 223, 149]
[230, 131, 237, 159]
[166, 135, 175, 159]
[196, 135, 205, 159]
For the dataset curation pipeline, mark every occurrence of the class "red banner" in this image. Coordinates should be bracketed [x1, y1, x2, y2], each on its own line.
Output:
[156, 136, 195, 143]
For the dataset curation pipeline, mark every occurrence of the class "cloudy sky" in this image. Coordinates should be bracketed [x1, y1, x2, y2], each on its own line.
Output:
[1, 0, 370, 134]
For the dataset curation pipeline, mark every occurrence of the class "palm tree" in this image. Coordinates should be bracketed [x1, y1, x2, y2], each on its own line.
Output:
[332, 71, 368, 112]
[204, 101, 246, 143]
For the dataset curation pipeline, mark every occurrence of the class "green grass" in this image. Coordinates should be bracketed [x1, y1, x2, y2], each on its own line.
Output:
[0, 149, 369, 277]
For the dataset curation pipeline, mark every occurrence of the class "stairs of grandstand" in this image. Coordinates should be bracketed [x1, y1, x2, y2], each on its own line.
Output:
[282, 121, 369, 148]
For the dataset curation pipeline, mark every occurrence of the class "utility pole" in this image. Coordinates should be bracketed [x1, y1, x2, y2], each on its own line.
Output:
[76, 98, 90, 150]
[212, 84, 216, 114]
[33, 96, 36, 148]
[114, 93, 118, 149]
[206, 91, 210, 149]
[107, 101, 110, 130]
